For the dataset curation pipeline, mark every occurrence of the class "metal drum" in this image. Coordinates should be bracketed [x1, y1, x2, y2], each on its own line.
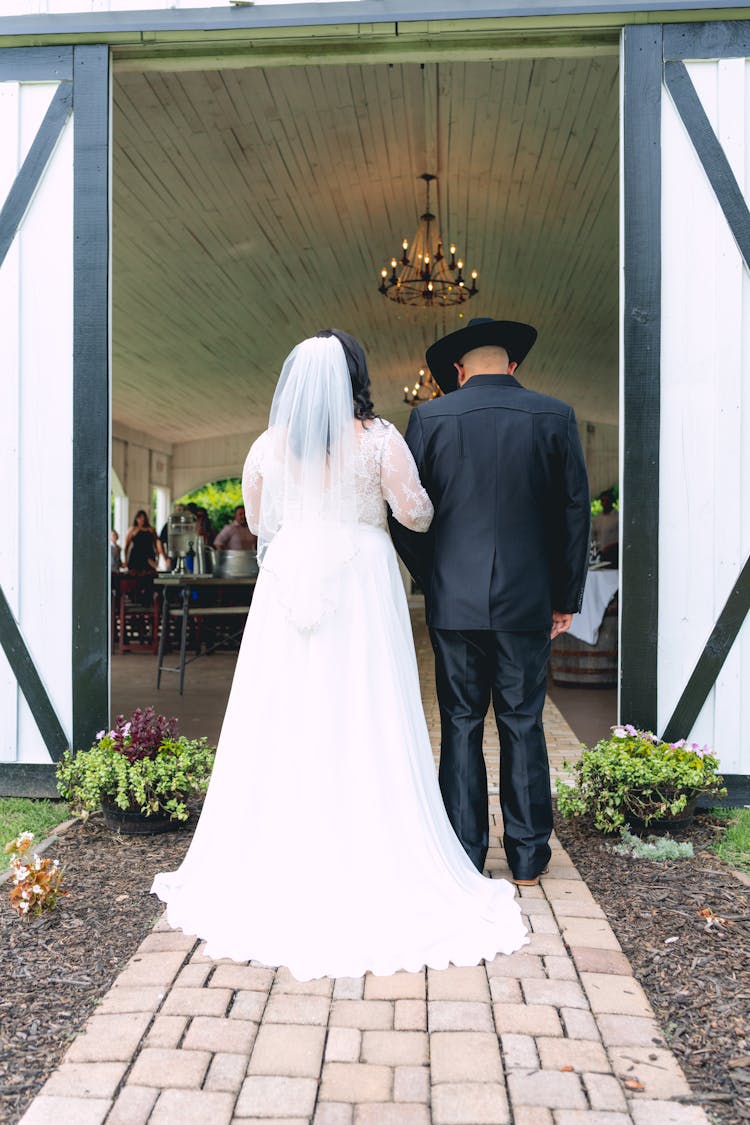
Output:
[212, 549, 259, 579]
[549, 594, 618, 687]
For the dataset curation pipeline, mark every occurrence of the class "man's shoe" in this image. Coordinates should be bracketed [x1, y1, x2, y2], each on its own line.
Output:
[511, 867, 549, 887]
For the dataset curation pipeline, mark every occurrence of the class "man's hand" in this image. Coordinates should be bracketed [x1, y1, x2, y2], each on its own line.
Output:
[551, 611, 573, 640]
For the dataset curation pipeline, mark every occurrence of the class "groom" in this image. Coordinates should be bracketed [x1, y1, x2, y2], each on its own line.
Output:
[389, 318, 590, 885]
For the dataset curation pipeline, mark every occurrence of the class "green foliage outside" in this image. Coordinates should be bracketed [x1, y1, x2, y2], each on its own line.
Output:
[557, 727, 726, 834]
[711, 806, 750, 874]
[0, 797, 70, 852]
[591, 483, 619, 518]
[177, 478, 243, 535]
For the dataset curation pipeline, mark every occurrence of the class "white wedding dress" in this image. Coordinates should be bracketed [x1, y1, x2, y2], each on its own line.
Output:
[152, 413, 528, 980]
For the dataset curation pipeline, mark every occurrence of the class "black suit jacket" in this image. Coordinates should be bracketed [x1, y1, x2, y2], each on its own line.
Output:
[388, 373, 590, 631]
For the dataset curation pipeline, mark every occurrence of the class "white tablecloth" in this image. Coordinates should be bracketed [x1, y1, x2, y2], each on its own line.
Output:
[567, 569, 619, 645]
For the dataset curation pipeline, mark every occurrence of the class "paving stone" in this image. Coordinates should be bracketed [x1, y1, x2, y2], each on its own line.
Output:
[189, 942, 233, 966]
[543, 956, 577, 980]
[489, 977, 523, 1004]
[580, 973, 654, 1017]
[431, 1081, 510, 1124]
[394, 1065, 430, 1103]
[552, 901, 607, 919]
[559, 920, 621, 951]
[65, 1013, 151, 1063]
[237, 1119, 309, 1125]
[428, 966, 490, 1001]
[248, 1024, 326, 1076]
[331, 1000, 394, 1029]
[106, 1085, 158, 1125]
[365, 971, 426, 1000]
[512, 1109, 553, 1125]
[319, 1063, 393, 1102]
[161, 986, 232, 1017]
[314, 1105, 353, 1125]
[97, 986, 165, 1014]
[230, 990, 268, 1022]
[137, 931, 198, 954]
[333, 977, 365, 1000]
[18, 1096, 113, 1124]
[596, 1014, 667, 1047]
[428, 1001, 493, 1032]
[149, 1089, 234, 1125]
[507, 1070, 587, 1110]
[583, 1072, 628, 1112]
[273, 967, 334, 996]
[114, 951, 187, 988]
[128, 1047, 211, 1089]
[174, 963, 212, 989]
[395, 999, 427, 1031]
[493, 1004, 563, 1037]
[40, 1062, 128, 1099]
[568, 948, 633, 977]
[263, 993, 331, 1025]
[500, 1033, 539, 1070]
[608, 1046, 691, 1098]
[519, 883, 546, 899]
[536, 1036, 610, 1073]
[144, 1015, 187, 1049]
[353, 1106, 430, 1124]
[485, 953, 546, 979]
[560, 1008, 601, 1041]
[210, 964, 275, 992]
[529, 914, 562, 935]
[521, 899, 555, 918]
[522, 980, 588, 1009]
[235, 1076, 319, 1117]
[326, 1027, 362, 1062]
[629, 1099, 711, 1124]
[205, 1051, 249, 1093]
[361, 1030, 428, 1066]
[525, 934, 567, 957]
[553, 1113, 631, 1125]
[430, 1031, 503, 1082]
[542, 880, 597, 903]
[183, 1015, 258, 1054]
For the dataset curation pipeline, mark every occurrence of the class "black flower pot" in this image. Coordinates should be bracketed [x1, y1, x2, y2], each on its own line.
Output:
[625, 793, 699, 835]
[100, 800, 186, 835]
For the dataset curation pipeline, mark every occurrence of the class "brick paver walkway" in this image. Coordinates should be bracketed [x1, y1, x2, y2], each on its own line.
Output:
[19, 612, 709, 1125]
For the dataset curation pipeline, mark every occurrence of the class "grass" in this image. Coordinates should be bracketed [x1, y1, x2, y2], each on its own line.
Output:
[711, 806, 750, 874]
[0, 797, 71, 853]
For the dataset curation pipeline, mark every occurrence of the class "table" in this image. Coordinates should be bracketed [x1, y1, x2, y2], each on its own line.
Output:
[549, 569, 619, 688]
[155, 575, 256, 695]
[568, 568, 619, 645]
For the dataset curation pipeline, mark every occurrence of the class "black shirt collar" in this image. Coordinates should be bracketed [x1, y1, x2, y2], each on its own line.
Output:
[461, 373, 522, 390]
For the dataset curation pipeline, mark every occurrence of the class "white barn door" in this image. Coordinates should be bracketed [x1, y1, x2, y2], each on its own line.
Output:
[0, 46, 110, 796]
[622, 22, 750, 795]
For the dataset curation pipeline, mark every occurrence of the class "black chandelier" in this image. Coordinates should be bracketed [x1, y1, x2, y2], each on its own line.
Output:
[404, 366, 442, 406]
[378, 174, 478, 307]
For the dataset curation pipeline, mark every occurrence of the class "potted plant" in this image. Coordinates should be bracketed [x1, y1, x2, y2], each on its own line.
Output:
[57, 707, 215, 834]
[557, 724, 726, 834]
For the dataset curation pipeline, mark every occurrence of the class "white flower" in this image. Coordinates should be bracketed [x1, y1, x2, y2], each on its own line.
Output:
[18, 831, 34, 844]
[21, 889, 30, 900]
[32, 884, 44, 895]
[612, 726, 627, 739]
[96, 729, 105, 740]
[13, 867, 28, 885]
[19, 901, 29, 914]
[33, 856, 42, 871]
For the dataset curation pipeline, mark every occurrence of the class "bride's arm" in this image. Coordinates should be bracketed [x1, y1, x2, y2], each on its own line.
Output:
[241, 433, 266, 535]
[381, 422, 434, 532]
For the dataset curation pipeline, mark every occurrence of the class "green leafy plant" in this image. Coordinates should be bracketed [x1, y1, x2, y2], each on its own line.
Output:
[557, 724, 726, 834]
[177, 478, 243, 533]
[5, 832, 67, 918]
[57, 708, 215, 824]
[609, 826, 694, 861]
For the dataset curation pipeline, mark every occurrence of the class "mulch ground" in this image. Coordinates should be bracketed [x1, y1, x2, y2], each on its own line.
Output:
[0, 813, 196, 1125]
[1, 808, 748, 1124]
[554, 807, 750, 1124]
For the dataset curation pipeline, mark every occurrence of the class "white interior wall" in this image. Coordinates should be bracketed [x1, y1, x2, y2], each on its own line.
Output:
[579, 419, 619, 498]
[112, 422, 173, 525]
[171, 430, 260, 499]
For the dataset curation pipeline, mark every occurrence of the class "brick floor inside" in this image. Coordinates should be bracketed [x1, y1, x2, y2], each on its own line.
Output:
[20, 613, 709, 1125]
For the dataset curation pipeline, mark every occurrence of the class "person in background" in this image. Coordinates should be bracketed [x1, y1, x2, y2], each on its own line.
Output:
[125, 510, 165, 574]
[213, 505, 258, 551]
[110, 530, 122, 572]
[159, 502, 185, 550]
[593, 489, 619, 566]
[195, 506, 215, 546]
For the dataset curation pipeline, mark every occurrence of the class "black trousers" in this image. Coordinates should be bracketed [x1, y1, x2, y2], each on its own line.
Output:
[430, 627, 553, 880]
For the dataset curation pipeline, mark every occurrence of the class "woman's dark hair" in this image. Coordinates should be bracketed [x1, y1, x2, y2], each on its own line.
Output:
[133, 509, 151, 527]
[315, 329, 376, 422]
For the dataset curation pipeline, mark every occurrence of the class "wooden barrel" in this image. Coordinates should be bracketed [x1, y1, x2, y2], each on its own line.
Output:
[549, 594, 618, 687]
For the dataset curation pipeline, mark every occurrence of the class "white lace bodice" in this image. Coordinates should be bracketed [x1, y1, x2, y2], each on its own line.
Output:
[242, 419, 433, 535]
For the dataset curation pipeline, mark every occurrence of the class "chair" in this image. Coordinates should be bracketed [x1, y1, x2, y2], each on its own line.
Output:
[116, 574, 160, 654]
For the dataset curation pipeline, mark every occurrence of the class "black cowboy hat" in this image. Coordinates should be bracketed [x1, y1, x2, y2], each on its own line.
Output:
[425, 317, 538, 394]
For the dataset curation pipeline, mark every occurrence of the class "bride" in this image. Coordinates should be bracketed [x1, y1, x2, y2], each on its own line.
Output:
[152, 330, 528, 980]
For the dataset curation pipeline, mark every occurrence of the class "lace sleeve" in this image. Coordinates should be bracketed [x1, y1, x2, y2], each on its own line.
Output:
[241, 432, 266, 535]
[380, 422, 434, 533]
